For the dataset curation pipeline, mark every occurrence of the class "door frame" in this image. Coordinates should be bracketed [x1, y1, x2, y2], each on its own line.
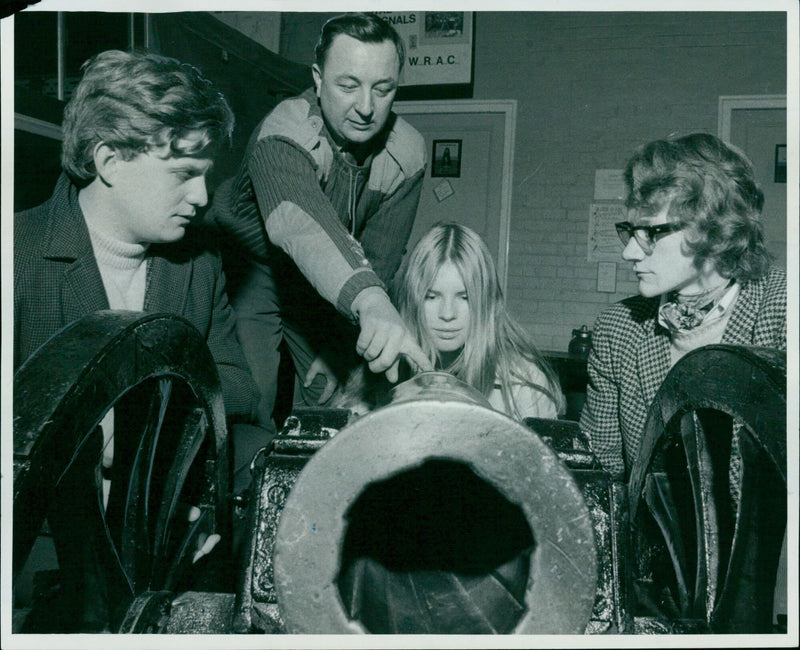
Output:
[717, 94, 786, 142]
[393, 99, 517, 294]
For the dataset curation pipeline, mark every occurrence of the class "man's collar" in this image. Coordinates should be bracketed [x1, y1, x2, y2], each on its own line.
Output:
[42, 173, 94, 260]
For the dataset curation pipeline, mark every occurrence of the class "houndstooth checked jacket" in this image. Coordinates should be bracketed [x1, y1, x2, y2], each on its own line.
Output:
[579, 266, 786, 480]
[14, 173, 260, 420]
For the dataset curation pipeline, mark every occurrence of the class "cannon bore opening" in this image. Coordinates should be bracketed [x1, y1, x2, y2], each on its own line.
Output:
[336, 459, 535, 634]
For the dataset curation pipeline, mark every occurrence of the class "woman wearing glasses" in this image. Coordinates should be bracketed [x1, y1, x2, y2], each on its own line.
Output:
[580, 133, 786, 480]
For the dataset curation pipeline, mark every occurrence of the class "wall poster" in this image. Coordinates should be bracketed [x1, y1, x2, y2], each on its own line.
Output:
[588, 202, 626, 262]
[379, 11, 475, 100]
[431, 139, 462, 178]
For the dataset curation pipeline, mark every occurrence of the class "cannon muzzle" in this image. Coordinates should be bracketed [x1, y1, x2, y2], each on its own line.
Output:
[272, 373, 597, 634]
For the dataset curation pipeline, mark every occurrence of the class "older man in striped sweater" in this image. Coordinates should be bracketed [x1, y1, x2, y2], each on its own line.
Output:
[213, 13, 431, 434]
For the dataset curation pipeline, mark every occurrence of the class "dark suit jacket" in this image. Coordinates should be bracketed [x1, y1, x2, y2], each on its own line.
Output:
[580, 266, 786, 480]
[14, 174, 259, 420]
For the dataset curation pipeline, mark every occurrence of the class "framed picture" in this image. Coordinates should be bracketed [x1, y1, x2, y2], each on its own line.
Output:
[379, 11, 475, 100]
[431, 139, 462, 178]
[774, 144, 787, 183]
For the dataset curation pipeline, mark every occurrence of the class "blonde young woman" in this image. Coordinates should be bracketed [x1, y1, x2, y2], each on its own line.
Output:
[336, 222, 564, 420]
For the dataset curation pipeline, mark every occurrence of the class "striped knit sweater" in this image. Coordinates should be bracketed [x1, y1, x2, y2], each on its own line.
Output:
[215, 87, 426, 318]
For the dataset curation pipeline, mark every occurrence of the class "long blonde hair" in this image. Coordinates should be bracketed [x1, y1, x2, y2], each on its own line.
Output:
[395, 223, 564, 418]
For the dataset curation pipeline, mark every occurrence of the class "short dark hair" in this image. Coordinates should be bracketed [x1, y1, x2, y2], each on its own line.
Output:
[314, 13, 405, 74]
[61, 50, 234, 185]
[624, 132, 771, 283]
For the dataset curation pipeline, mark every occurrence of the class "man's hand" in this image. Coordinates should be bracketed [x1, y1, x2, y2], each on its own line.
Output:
[304, 355, 338, 404]
[188, 505, 221, 563]
[351, 287, 433, 382]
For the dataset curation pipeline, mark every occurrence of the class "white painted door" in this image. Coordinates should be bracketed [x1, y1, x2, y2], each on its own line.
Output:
[728, 107, 787, 270]
[393, 101, 514, 293]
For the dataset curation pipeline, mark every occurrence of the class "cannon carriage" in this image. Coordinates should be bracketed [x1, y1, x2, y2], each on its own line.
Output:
[10, 312, 788, 635]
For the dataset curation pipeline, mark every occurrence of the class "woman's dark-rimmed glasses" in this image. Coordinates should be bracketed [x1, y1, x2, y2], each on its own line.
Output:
[615, 221, 684, 255]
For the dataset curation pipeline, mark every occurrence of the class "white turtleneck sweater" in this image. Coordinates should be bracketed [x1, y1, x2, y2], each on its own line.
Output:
[87, 223, 149, 311]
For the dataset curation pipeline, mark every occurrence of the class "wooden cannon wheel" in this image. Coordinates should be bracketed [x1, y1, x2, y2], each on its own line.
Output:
[13, 311, 229, 632]
[629, 344, 786, 633]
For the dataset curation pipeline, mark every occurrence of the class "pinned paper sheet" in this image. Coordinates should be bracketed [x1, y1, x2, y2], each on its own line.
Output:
[594, 169, 626, 201]
[588, 203, 626, 262]
[433, 179, 455, 202]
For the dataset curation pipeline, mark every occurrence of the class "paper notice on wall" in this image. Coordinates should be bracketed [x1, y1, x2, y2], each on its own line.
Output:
[594, 169, 626, 201]
[379, 12, 474, 87]
[588, 203, 626, 262]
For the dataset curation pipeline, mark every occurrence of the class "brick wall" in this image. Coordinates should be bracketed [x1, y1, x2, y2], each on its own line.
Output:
[474, 12, 786, 351]
[277, 11, 787, 351]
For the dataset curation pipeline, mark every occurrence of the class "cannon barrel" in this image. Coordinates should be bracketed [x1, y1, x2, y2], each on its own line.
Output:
[270, 372, 598, 634]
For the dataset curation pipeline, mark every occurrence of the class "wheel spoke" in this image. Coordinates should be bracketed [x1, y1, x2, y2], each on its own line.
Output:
[95, 468, 136, 596]
[678, 411, 716, 619]
[144, 378, 174, 529]
[151, 407, 209, 588]
[121, 377, 174, 591]
[163, 508, 211, 588]
[710, 427, 786, 632]
[642, 470, 691, 613]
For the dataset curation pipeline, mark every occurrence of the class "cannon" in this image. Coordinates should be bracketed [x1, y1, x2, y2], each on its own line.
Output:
[10, 312, 788, 635]
[237, 372, 602, 634]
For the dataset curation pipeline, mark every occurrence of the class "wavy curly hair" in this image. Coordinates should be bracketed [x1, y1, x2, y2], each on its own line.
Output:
[61, 50, 234, 186]
[624, 132, 771, 283]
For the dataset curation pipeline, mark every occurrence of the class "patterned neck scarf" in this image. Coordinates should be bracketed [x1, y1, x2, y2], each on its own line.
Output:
[658, 280, 734, 332]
